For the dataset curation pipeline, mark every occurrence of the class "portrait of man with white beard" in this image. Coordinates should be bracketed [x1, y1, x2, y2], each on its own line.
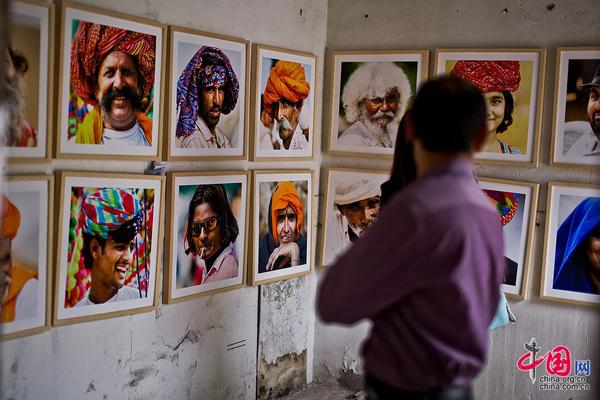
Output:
[337, 62, 413, 150]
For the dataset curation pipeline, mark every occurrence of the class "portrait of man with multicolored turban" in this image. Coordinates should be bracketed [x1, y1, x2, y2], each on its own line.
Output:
[258, 181, 308, 273]
[256, 50, 315, 155]
[67, 19, 157, 147]
[175, 46, 240, 149]
[68, 187, 151, 307]
[0, 193, 39, 324]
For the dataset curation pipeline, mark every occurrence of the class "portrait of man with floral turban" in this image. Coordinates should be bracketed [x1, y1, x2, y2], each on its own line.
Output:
[64, 15, 159, 150]
[255, 50, 315, 156]
[175, 46, 240, 149]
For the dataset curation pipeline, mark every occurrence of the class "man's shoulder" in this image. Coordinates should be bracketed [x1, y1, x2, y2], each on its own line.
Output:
[116, 285, 141, 301]
[338, 122, 371, 145]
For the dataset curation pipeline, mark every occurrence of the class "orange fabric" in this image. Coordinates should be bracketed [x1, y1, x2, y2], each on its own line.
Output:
[1, 265, 37, 323]
[263, 61, 310, 115]
[270, 181, 304, 243]
[0, 194, 20, 240]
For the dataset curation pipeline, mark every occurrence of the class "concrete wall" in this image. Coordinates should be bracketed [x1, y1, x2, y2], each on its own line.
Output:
[315, 1, 600, 399]
[1, 0, 326, 399]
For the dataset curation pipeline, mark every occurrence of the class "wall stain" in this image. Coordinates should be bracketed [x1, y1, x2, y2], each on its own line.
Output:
[86, 381, 96, 393]
[128, 366, 156, 388]
[257, 350, 307, 400]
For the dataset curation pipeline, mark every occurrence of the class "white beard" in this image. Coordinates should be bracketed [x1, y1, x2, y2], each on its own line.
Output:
[360, 107, 398, 148]
[1, 75, 26, 147]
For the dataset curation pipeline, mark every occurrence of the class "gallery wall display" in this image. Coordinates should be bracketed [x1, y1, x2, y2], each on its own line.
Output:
[550, 47, 600, 167]
[321, 167, 389, 267]
[541, 182, 600, 307]
[164, 172, 248, 303]
[435, 49, 546, 166]
[0, 175, 53, 341]
[56, 2, 165, 159]
[478, 178, 538, 299]
[166, 27, 249, 160]
[53, 172, 164, 325]
[3, 0, 53, 161]
[327, 50, 428, 157]
[252, 45, 317, 161]
[251, 170, 312, 285]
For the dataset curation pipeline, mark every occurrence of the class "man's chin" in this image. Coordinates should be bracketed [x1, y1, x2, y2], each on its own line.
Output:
[104, 112, 137, 130]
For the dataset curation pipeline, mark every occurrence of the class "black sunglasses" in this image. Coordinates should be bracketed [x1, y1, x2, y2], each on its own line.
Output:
[190, 216, 220, 237]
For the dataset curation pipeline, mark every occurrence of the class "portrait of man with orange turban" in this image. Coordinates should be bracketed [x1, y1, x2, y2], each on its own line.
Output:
[68, 20, 156, 147]
[1, 194, 38, 324]
[258, 58, 312, 152]
[258, 181, 307, 273]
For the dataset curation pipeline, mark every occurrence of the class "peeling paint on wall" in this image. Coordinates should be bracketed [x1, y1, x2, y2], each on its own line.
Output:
[258, 350, 307, 400]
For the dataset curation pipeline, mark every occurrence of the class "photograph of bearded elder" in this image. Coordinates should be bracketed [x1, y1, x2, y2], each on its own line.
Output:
[258, 181, 309, 274]
[57, 5, 164, 158]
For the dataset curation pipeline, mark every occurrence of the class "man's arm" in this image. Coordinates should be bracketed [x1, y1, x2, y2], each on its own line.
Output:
[317, 205, 423, 324]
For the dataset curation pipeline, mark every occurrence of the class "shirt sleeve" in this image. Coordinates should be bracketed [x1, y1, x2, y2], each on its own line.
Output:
[317, 205, 424, 324]
[15, 278, 39, 320]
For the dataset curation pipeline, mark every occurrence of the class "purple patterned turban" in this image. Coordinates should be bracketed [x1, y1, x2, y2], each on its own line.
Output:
[176, 46, 239, 138]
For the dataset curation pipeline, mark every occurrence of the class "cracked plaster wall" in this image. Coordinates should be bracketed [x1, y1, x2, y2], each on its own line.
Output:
[315, 1, 600, 399]
[1, 0, 327, 399]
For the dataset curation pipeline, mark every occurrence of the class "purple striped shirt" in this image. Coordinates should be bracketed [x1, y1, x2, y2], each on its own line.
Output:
[317, 156, 504, 391]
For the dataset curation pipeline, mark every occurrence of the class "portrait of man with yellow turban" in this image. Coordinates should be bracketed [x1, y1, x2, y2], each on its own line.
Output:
[256, 49, 315, 156]
[258, 181, 308, 273]
[1, 193, 39, 324]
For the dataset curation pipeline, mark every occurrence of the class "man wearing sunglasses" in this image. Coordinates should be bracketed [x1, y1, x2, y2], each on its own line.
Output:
[338, 62, 412, 149]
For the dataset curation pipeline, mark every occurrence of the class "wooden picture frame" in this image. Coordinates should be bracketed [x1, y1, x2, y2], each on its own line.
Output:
[53, 172, 164, 325]
[327, 50, 428, 157]
[250, 170, 312, 285]
[541, 182, 600, 307]
[251, 44, 317, 161]
[56, 2, 166, 160]
[1, 175, 53, 341]
[166, 27, 249, 161]
[478, 177, 539, 299]
[434, 49, 546, 166]
[3, 0, 54, 162]
[321, 167, 389, 267]
[550, 47, 600, 167]
[164, 171, 249, 303]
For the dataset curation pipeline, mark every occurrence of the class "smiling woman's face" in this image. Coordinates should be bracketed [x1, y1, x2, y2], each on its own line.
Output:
[482, 91, 506, 135]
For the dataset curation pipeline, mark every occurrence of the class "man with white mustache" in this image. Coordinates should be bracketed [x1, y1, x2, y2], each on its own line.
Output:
[76, 188, 144, 306]
[339, 62, 412, 148]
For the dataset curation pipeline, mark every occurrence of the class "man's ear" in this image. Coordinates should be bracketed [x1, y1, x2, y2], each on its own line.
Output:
[472, 124, 487, 152]
[90, 238, 102, 260]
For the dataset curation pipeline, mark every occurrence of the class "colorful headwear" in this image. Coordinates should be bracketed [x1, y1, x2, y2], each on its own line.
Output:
[81, 188, 142, 239]
[451, 60, 521, 93]
[484, 190, 519, 226]
[0, 194, 20, 240]
[270, 181, 304, 243]
[334, 177, 381, 206]
[263, 61, 310, 115]
[176, 46, 239, 138]
[70, 21, 156, 106]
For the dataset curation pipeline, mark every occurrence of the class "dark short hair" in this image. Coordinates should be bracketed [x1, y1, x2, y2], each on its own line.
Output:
[496, 90, 515, 133]
[185, 184, 239, 255]
[412, 76, 486, 153]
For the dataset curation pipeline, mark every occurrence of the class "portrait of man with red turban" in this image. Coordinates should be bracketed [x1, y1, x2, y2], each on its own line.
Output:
[59, 7, 163, 156]
[255, 48, 316, 158]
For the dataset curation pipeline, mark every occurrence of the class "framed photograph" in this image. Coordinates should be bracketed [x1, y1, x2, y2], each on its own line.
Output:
[2, 0, 53, 161]
[251, 170, 312, 285]
[166, 27, 249, 160]
[164, 172, 249, 303]
[541, 182, 600, 306]
[550, 47, 600, 167]
[321, 167, 388, 267]
[53, 172, 164, 325]
[56, 2, 165, 159]
[328, 50, 428, 157]
[1, 176, 52, 340]
[252, 45, 317, 160]
[478, 178, 539, 299]
[435, 49, 546, 166]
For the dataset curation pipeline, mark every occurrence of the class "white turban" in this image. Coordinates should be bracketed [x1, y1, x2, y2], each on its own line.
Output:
[334, 177, 381, 206]
[341, 62, 411, 125]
